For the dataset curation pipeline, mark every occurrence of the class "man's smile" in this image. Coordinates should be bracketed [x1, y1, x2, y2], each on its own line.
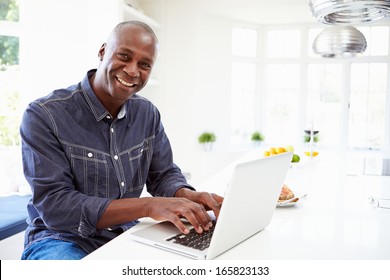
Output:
[116, 76, 137, 88]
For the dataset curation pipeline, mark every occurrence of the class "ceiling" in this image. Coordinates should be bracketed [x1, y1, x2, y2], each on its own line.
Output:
[197, 0, 316, 25]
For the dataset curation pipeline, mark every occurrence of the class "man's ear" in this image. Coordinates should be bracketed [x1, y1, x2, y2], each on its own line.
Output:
[98, 43, 107, 61]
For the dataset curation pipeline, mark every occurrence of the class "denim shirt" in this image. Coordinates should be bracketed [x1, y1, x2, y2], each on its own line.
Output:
[20, 70, 192, 254]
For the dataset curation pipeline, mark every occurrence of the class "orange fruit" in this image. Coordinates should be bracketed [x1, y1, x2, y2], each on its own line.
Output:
[284, 145, 294, 152]
[275, 147, 286, 154]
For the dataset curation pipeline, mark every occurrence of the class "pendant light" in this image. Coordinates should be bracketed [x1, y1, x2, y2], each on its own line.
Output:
[309, 0, 390, 25]
[312, 26, 367, 58]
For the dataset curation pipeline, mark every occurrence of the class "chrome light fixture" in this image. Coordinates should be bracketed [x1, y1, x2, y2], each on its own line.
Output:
[313, 26, 367, 57]
[309, 0, 390, 25]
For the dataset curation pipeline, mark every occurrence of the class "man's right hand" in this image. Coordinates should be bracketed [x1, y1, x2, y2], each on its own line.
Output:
[147, 197, 214, 234]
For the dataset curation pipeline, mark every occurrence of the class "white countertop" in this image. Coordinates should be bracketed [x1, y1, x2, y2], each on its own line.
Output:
[85, 151, 390, 260]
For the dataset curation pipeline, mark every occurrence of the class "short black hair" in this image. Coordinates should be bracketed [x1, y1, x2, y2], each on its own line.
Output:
[114, 21, 158, 42]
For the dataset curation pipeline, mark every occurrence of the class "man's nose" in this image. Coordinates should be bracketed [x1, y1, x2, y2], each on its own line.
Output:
[123, 62, 140, 78]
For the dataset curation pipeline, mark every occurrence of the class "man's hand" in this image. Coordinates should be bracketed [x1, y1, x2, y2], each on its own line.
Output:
[146, 189, 223, 235]
[175, 188, 223, 218]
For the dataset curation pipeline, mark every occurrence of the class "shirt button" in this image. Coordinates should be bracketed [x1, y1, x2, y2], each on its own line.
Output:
[106, 115, 111, 119]
[111, 128, 114, 133]
[121, 182, 125, 187]
[114, 155, 119, 160]
[87, 153, 93, 158]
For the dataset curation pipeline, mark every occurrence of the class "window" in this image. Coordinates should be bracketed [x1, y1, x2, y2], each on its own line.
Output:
[231, 61, 257, 145]
[359, 26, 389, 56]
[230, 27, 258, 145]
[264, 64, 300, 143]
[307, 63, 343, 146]
[232, 27, 257, 58]
[0, 0, 20, 146]
[349, 63, 387, 149]
[266, 29, 301, 58]
[231, 23, 390, 152]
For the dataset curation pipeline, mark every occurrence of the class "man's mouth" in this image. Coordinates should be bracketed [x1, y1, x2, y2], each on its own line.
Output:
[116, 77, 137, 88]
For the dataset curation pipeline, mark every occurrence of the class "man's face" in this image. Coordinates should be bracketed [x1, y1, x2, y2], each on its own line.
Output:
[97, 26, 157, 102]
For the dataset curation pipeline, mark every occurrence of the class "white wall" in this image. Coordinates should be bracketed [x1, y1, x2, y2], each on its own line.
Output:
[20, 0, 121, 106]
[152, 0, 242, 184]
[19, 0, 249, 185]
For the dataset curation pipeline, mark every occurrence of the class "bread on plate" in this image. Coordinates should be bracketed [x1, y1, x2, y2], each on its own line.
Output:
[278, 184, 298, 202]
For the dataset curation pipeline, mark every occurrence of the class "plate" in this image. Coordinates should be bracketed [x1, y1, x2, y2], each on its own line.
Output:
[277, 200, 299, 207]
[276, 193, 307, 207]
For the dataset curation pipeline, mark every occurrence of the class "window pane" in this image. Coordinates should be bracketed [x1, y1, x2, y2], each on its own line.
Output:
[370, 26, 389, 56]
[358, 26, 389, 56]
[0, 35, 19, 67]
[349, 63, 387, 149]
[0, 33, 20, 146]
[264, 64, 300, 144]
[0, 64, 20, 146]
[0, 0, 19, 22]
[307, 64, 343, 147]
[232, 27, 257, 58]
[267, 29, 301, 58]
[230, 61, 257, 144]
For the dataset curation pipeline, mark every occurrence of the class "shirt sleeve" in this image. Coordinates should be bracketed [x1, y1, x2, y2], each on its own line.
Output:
[145, 108, 195, 197]
[20, 101, 111, 238]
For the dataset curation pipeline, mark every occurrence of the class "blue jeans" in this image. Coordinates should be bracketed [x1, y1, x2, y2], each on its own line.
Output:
[21, 238, 88, 260]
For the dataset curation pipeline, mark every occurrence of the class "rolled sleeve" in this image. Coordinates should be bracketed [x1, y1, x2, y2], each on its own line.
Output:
[78, 197, 112, 237]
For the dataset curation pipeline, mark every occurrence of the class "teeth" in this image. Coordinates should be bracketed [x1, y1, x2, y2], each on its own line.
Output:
[117, 77, 134, 87]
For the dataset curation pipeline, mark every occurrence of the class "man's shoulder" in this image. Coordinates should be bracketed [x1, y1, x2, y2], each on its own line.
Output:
[129, 94, 157, 109]
[33, 83, 82, 106]
[130, 94, 151, 103]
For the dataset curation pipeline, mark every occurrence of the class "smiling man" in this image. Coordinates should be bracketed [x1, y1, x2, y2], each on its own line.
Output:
[20, 21, 222, 260]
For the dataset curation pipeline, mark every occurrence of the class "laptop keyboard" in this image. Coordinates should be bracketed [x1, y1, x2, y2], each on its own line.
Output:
[166, 220, 216, 251]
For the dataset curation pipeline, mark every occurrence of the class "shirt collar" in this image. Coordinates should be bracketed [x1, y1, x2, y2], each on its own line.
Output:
[81, 69, 127, 121]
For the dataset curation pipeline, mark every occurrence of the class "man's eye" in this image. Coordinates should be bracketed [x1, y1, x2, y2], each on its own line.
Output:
[118, 53, 128, 60]
[140, 62, 151, 69]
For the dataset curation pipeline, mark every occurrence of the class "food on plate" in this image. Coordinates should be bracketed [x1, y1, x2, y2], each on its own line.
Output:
[278, 184, 298, 203]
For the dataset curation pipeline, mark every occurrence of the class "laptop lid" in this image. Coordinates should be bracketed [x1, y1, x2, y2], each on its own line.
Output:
[130, 152, 292, 259]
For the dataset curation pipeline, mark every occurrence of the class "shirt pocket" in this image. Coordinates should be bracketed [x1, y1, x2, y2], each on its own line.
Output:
[67, 146, 110, 197]
[125, 138, 153, 194]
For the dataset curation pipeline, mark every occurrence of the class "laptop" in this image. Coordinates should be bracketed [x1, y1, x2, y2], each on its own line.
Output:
[130, 152, 292, 259]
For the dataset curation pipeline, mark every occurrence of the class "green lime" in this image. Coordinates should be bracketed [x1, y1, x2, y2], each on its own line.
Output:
[291, 154, 300, 163]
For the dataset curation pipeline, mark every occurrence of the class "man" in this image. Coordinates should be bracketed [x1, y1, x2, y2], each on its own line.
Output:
[20, 21, 222, 260]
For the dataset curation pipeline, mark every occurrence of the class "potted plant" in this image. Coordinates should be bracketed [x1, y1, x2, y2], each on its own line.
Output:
[198, 132, 216, 151]
[251, 131, 265, 146]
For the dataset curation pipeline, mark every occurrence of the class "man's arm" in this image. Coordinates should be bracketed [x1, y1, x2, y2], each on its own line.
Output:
[96, 189, 222, 234]
[20, 102, 110, 238]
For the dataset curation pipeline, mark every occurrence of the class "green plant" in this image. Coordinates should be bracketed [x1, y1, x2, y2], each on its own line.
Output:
[303, 135, 319, 143]
[198, 132, 216, 144]
[251, 131, 264, 142]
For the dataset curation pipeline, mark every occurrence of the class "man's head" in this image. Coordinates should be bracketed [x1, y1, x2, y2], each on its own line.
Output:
[92, 21, 158, 109]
